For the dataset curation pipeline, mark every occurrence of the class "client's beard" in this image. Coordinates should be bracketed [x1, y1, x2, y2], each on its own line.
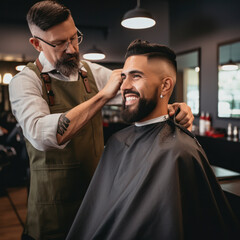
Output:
[121, 95, 157, 123]
[55, 52, 80, 77]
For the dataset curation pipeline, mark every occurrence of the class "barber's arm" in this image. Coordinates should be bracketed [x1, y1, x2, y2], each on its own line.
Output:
[56, 69, 122, 145]
[168, 102, 194, 131]
[9, 68, 66, 151]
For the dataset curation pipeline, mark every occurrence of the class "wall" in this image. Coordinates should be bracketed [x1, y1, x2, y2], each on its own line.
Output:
[0, 0, 170, 63]
[73, 0, 170, 63]
[0, 24, 36, 61]
[169, 0, 240, 129]
[4, 0, 240, 130]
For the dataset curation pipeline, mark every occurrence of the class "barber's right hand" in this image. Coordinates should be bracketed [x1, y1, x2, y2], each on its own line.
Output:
[102, 69, 123, 99]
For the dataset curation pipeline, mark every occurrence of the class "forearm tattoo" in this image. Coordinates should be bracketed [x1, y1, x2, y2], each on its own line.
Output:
[57, 113, 70, 136]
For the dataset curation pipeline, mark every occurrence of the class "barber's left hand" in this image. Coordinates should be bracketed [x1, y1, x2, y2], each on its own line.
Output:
[168, 102, 194, 131]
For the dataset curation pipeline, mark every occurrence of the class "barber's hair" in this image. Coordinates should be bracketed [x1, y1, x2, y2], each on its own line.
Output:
[26, 0, 71, 31]
[125, 39, 177, 72]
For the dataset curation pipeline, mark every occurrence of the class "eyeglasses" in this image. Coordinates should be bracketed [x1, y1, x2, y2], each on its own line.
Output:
[34, 28, 83, 52]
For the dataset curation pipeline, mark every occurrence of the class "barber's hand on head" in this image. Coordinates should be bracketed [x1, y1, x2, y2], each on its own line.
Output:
[168, 102, 194, 131]
[102, 69, 123, 99]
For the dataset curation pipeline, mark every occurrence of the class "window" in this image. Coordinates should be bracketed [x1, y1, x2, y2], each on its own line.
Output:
[218, 40, 240, 118]
[173, 49, 200, 116]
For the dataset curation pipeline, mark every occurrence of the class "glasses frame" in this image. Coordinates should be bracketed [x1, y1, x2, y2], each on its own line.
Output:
[33, 28, 83, 51]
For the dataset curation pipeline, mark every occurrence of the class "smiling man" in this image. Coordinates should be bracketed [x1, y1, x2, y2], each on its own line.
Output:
[8, 1, 195, 239]
[121, 48, 176, 124]
[67, 40, 239, 240]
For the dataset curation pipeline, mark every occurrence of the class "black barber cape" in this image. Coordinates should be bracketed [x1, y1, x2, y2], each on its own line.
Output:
[67, 120, 239, 240]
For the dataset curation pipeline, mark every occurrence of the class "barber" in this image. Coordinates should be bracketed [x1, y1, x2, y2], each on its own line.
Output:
[9, 1, 194, 239]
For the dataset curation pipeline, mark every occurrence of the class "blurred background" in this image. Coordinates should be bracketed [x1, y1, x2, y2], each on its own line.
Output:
[0, 1, 240, 239]
[0, 0, 240, 127]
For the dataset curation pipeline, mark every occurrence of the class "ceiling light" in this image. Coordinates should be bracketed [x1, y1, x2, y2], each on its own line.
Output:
[3, 73, 13, 85]
[16, 65, 26, 71]
[221, 60, 238, 71]
[3, 55, 15, 61]
[121, 0, 156, 29]
[221, 44, 239, 71]
[195, 67, 200, 72]
[83, 46, 106, 61]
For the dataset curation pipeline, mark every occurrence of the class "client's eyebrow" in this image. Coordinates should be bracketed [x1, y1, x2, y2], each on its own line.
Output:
[121, 70, 144, 77]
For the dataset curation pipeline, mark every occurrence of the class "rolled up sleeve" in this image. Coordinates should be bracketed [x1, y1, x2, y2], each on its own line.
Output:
[9, 67, 68, 151]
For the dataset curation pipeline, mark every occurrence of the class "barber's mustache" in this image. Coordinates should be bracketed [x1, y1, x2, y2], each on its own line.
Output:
[62, 53, 79, 61]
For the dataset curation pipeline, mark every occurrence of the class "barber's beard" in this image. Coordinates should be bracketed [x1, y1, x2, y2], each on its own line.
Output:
[121, 91, 158, 123]
[55, 52, 80, 77]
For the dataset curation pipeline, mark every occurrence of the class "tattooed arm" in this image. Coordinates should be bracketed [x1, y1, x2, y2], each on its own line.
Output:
[57, 112, 70, 136]
[56, 69, 122, 145]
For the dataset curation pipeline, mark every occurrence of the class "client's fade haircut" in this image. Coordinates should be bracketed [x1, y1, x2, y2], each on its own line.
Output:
[27, 0, 71, 31]
[125, 39, 177, 72]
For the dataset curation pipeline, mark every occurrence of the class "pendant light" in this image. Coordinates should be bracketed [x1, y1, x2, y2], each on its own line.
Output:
[3, 73, 13, 85]
[16, 55, 27, 72]
[83, 46, 106, 61]
[16, 65, 26, 71]
[121, 0, 156, 29]
[221, 44, 238, 71]
[221, 60, 238, 71]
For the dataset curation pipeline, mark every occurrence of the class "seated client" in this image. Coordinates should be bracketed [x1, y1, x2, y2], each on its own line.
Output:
[67, 40, 239, 240]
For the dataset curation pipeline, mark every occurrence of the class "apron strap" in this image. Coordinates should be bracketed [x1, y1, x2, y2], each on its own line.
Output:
[35, 58, 92, 104]
[35, 58, 55, 106]
[79, 69, 92, 93]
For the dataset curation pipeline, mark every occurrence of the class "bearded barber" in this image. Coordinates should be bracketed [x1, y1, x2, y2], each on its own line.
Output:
[9, 1, 194, 240]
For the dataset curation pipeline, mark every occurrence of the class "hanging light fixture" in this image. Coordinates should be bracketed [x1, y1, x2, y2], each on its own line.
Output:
[16, 65, 26, 71]
[221, 60, 238, 71]
[121, 0, 156, 29]
[221, 44, 238, 71]
[3, 73, 13, 85]
[83, 46, 106, 61]
[195, 67, 200, 72]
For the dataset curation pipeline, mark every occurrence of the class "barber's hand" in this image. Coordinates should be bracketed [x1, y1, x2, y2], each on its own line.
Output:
[168, 102, 194, 131]
[102, 69, 123, 100]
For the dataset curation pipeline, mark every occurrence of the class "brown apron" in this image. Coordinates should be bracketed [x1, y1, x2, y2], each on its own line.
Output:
[24, 61, 104, 239]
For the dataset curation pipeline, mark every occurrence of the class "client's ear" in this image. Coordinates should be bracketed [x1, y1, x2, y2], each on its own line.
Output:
[160, 77, 174, 97]
[29, 37, 42, 52]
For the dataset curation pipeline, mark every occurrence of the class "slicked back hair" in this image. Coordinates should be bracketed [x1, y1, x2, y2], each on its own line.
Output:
[27, 0, 71, 31]
[125, 39, 177, 72]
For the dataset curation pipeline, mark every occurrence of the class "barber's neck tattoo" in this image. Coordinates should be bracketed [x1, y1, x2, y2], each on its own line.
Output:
[57, 113, 70, 136]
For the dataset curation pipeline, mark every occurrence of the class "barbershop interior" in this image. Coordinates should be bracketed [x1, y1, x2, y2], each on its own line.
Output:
[0, 0, 240, 239]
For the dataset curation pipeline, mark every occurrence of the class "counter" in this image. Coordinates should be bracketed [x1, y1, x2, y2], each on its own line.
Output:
[196, 135, 240, 173]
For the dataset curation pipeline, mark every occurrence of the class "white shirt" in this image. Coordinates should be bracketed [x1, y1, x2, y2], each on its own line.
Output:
[9, 52, 122, 151]
[135, 115, 169, 127]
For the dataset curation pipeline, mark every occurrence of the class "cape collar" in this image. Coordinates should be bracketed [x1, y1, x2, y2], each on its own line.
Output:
[135, 115, 169, 127]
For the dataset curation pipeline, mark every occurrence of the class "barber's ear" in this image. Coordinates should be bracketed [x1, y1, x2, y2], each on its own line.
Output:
[160, 77, 173, 96]
[29, 37, 42, 52]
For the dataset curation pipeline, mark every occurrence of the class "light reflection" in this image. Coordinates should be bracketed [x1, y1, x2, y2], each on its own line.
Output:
[3, 73, 13, 84]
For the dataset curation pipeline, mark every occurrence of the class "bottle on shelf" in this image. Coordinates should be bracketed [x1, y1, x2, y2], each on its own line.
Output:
[233, 126, 238, 142]
[199, 111, 206, 136]
[205, 112, 211, 133]
[227, 123, 232, 141]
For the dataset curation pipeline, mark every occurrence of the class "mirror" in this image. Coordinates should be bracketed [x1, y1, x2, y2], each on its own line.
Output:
[171, 49, 200, 115]
[218, 40, 240, 118]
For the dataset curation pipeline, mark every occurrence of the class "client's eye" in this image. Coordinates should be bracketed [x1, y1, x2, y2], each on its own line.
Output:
[133, 74, 141, 79]
[121, 74, 126, 81]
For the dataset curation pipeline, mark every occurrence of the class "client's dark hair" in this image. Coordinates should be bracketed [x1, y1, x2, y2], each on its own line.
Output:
[125, 39, 177, 72]
[27, 0, 71, 31]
